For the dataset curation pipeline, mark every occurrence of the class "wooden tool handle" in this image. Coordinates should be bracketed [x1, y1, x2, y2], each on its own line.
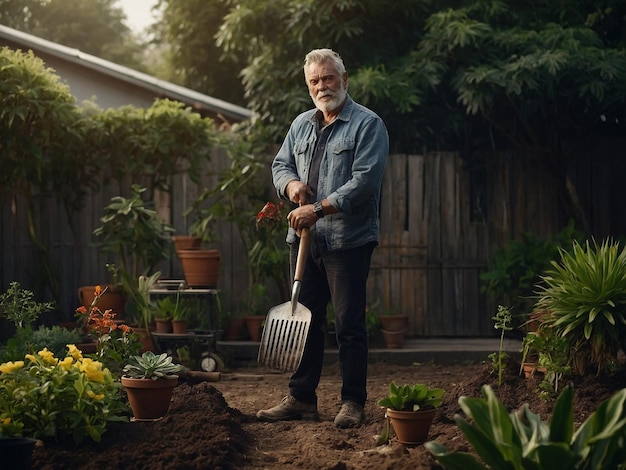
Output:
[182, 371, 264, 382]
[294, 227, 310, 282]
[183, 371, 221, 382]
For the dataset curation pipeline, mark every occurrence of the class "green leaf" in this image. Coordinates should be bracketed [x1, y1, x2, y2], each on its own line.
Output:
[549, 387, 574, 443]
[424, 441, 487, 470]
[456, 417, 512, 469]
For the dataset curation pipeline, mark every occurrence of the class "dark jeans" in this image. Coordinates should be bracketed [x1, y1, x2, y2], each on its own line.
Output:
[288, 237, 376, 408]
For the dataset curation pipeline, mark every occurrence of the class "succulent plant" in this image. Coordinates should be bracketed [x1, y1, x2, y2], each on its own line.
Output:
[122, 351, 182, 380]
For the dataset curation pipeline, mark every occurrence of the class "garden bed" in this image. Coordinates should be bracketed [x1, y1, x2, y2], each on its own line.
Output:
[31, 360, 626, 469]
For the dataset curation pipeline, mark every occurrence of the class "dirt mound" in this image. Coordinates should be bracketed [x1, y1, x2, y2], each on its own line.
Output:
[32, 382, 251, 469]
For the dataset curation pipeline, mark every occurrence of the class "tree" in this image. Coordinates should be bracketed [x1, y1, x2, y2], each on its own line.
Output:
[215, 0, 438, 143]
[0, 0, 150, 72]
[216, 0, 626, 230]
[155, 0, 246, 106]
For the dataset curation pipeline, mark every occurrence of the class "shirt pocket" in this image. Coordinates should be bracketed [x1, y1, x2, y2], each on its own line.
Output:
[294, 139, 312, 175]
[328, 138, 355, 178]
[294, 140, 310, 156]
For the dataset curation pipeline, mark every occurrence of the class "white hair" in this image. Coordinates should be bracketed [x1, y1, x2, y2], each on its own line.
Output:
[303, 48, 346, 79]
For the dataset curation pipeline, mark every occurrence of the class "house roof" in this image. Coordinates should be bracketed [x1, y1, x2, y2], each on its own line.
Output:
[0, 24, 254, 123]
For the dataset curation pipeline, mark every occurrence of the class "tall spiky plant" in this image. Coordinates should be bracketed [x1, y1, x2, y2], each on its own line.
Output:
[535, 239, 626, 374]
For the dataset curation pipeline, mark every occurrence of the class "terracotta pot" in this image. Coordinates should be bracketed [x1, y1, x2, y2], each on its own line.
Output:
[527, 309, 551, 332]
[76, 342, 98, 354]
[171, 320, 188, 334]
[0, 437, 37, 470]
[379, 315, 409, 331]
[177, 249, 221, 288]
[244, 315, 265, 342]
[78, 284, 126, 318]
[379, 315, 408, 349]
[172, 235, 201, 253]
[386, 408, 437, 445]
[155, 318, 172, 333]
[121, 376, 179, 420]
[522, 362, 547, 379]
[223, 317, 245, 340]
[381, 328, 406, 349]
[133, 328, 155, 353]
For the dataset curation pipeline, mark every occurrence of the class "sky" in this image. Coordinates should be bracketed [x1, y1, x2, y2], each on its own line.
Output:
[118, 0, 159, 33]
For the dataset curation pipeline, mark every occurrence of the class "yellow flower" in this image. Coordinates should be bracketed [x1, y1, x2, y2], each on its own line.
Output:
[86, 390, 105, 401]
[67, 344, 83, 360]
[78, 358, 105, 383]
[37, 348, 58, 365]
[59, 356, 74, 371]
[25, 354, 37, 363]
[0, 361, 25, 374]
[2, 417, 10, 426]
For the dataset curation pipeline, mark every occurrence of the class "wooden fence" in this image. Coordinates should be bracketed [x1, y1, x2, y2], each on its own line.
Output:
[2, 141, 625, 337]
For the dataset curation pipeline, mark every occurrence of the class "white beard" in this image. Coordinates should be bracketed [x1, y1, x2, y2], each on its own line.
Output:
[311, 86, 347, 113]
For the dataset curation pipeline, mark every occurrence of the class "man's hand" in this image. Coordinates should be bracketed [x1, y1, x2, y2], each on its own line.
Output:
[286, 180, 313, 206]
[287, 204, 317, 234]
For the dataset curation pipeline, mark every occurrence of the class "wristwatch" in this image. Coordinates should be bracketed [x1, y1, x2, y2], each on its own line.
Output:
[313, 201, 324, 219]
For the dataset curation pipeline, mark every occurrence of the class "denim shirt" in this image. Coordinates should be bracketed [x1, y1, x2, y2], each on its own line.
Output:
[272, 95, 389, 253]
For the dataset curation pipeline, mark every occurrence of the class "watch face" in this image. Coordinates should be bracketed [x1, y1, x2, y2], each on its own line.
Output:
[314, 202, 323, 217]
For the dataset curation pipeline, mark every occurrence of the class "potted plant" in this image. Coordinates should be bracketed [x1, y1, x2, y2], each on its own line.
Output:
[520, 331, 547, 378]
[129, 272, 162, 352]
[74, 285, 142, 376]
[520, 327, 570, 398]
[77, 279, 127, 321]
[92, 185, 175, 314]
[156, 293, 192, 335]
[121, 351, 183, 420]
[177, 188, 222, 289]
[154, 298, 174, 334]
[377, 382, 445, 445]
[178, 139, 270, 292]
[242, 283, 269, 342]
[376, 307, 409, 349]
[171, 233, 202, 253]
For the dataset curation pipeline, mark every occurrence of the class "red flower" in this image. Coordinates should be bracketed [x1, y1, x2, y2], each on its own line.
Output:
[256, 201, 287, 231]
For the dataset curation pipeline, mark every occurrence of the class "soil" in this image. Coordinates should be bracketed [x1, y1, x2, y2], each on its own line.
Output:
[31, 358, 626, 469]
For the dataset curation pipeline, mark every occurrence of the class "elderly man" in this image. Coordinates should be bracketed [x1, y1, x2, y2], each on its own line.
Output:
[257, 48, 389, 428]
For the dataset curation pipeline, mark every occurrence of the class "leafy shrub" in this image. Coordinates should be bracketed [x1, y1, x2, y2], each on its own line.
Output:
[0, 282, 58, 362]
[535, 239, 626, 374]
[480, 222, 582, 322]
[0, 346, 128, 443]
[425, 384, 626, 469]
[30, 325, 81, 358]
[0, 282, 54, 329]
